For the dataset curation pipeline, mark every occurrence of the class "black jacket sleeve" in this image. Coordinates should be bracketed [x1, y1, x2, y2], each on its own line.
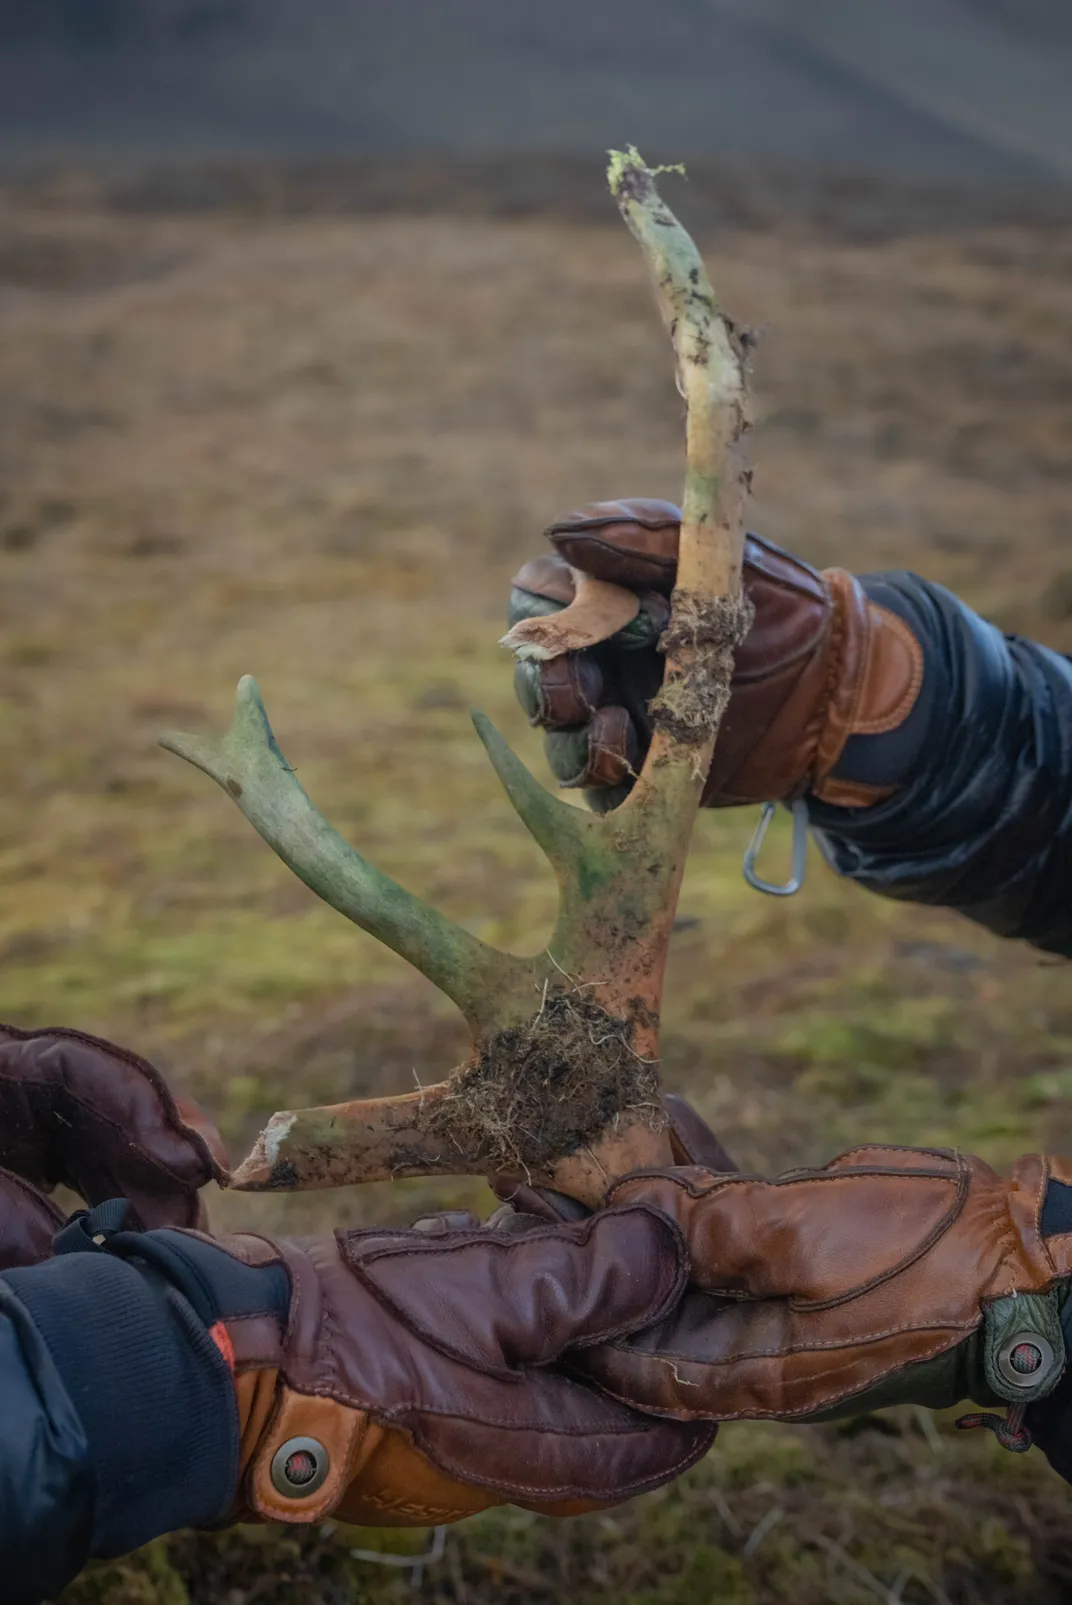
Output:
[0, 1248, 240, 1604]
[0, 1282, 94, 1602]
[807, 573, 1072, 957]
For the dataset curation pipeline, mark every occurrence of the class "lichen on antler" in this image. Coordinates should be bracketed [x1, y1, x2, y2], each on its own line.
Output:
[161, 148, 752, 1205]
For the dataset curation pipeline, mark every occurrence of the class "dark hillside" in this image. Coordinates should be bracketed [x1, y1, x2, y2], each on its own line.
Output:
[1, 0, 1071, 183]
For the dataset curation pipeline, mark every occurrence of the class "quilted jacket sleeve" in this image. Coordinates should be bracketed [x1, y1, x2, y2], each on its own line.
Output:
[807, 573, 1072, 957]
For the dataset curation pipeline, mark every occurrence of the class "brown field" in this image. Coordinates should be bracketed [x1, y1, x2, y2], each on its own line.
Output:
[2, 168, 1071, 1603]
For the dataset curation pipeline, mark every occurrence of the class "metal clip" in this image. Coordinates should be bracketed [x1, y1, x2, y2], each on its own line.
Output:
[742, 798, 808, 897]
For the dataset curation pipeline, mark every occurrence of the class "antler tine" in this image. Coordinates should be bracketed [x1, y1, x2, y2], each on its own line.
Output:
[607, 147, 751, 816]
[470, 711, 596, 873]
[160, 675, 533, 1032]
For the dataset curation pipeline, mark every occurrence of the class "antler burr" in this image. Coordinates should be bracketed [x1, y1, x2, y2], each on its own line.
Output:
[161, 148, 753, 1205]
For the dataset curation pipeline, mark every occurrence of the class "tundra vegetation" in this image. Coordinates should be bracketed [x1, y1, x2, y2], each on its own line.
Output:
[0, 161, 1070, 1601]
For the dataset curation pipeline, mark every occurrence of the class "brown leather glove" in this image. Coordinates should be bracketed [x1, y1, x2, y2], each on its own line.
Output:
[150, 1204, 714, 1527]
[0, 1022, 228, 1268]
[570, 1145, 1072, 1451]
[509, 499, 923, 809]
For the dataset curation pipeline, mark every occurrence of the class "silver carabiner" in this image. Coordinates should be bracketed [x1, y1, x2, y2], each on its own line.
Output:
[742, 797, 809, 897]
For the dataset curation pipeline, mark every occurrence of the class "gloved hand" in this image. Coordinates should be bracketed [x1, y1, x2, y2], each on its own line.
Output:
[0, 1028, 714, 1605]
[495, 1097, 1072, 1454]
[69, 1198, 714, 1528]
[509, 499, 923, 810]
[0, 1021, 228, 1268]
[572, 1143, 1072, 1452]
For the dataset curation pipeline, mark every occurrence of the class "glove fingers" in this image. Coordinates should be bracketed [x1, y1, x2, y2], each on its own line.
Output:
[545, 705, 640, 791]
[510, 554, 576, 609]
[411, 1210, 484, 1234]
[413, 1368, 717, 1506]
[342, 1202, 689, 1374]
[488, 1177, 591, 1223]
[0, 1025, 228, 1230]
[0, 1165, 65, 1270]
[510, 530, 668, 810]
[544, 726, 591, 786]
[584, 705, 641, 787]
[514, 653, 604, 729]
[610, 1158, 965, 1305]
[545, 500, 681, 594]
[332, 1408, 714, 1526]
[575, 1267, 977, 1424]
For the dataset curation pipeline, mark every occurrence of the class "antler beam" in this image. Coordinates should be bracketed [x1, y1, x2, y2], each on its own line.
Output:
[161, 148, 752, 1205]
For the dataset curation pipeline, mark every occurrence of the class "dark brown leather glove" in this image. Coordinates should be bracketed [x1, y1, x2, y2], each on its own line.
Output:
[509, 499, 923, 809]
[571, 1146, 1072, 1449]
[0, 1022, 228, 1268]
[168, 1204, 714, 1527]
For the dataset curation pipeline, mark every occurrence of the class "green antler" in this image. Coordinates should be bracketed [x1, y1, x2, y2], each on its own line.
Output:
[160, 678, 537, 1034]
[161, 148, 753, 1206]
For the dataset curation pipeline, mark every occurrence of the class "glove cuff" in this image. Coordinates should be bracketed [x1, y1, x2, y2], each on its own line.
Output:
[810, 569, 924, 806]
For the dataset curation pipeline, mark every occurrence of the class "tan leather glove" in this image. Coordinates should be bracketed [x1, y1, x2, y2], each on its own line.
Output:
[0, 1022, 228, 1268]
[571, 1145, 1072, 1453]
[509, 499, 924, 809]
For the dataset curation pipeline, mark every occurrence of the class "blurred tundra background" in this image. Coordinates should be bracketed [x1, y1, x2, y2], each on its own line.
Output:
[1, 3, 1072, 1601]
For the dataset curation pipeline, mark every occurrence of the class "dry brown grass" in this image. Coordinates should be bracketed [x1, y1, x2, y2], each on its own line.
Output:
[1, 173, 1071, 1602]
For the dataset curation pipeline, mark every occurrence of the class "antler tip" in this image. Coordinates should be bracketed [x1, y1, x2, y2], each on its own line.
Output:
[157, 725, 206, 768]
[235, 672, 261, 706]
[471, 707, 593, 871]
[469, 707, 517, 770]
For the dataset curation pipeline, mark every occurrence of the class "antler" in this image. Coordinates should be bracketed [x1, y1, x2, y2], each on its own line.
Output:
[161, 148, 752, 1205]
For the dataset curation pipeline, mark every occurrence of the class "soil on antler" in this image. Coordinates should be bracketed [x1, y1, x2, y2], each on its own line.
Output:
[430, 990, 663, 1173]
[652, 591, 756, 746]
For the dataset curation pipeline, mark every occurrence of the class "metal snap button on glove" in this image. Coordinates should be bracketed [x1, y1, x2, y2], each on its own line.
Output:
[270, 1437, 331, 1499]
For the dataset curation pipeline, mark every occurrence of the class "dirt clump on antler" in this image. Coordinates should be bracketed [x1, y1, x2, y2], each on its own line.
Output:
[428, 991, 664, 1173]
[651, 590, 755, 745]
